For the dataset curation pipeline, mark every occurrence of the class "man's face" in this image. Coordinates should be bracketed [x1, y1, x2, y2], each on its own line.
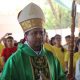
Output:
[27, 28, 45, 48]
[44, 32, 49, 43]
[6, 39, 14, 48]
[66, 38, 70, 44]
[55, 35, 61, 45]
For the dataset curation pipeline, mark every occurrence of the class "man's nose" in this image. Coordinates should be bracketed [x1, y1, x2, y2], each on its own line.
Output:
[36, 33, 41, 38]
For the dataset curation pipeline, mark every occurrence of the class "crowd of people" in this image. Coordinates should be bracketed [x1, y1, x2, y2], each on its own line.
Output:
[0, 31, 80, 79]
[0, 2, 80, 80]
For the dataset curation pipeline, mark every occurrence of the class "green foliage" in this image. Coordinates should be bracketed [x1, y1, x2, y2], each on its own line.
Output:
[43, 1, 71, 29]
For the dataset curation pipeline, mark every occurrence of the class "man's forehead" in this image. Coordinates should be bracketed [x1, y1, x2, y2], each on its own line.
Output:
[6, 39, 13, 41]
[29, 28, 44, 32]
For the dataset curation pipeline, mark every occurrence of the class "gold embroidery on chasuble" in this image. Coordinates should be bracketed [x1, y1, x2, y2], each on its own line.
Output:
[30, 56, 51, 80]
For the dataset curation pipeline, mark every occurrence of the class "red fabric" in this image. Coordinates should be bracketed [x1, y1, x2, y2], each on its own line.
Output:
[22, 38, 26, 43]
[1, 47, 17, 62]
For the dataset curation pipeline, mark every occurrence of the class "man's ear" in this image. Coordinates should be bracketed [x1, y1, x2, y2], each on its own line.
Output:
[24, 31, 29, 41]
[24, 35, 28, 41]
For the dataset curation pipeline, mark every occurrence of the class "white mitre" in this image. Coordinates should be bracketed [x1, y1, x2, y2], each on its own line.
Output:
[17, 2, 45, 32]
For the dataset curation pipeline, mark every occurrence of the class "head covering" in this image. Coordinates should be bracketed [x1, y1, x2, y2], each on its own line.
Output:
[18, 2, 45, 33]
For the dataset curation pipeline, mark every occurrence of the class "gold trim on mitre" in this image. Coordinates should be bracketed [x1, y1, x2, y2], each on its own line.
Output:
[20, 18, 44, 32]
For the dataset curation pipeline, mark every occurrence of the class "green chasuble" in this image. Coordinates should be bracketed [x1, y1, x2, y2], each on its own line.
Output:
[0, 43, 66, 80]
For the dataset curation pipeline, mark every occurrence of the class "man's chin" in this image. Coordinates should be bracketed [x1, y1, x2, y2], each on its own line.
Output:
[35, 43, 43, 47]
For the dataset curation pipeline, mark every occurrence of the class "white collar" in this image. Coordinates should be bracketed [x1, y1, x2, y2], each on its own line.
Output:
[24, 41, 42, 55]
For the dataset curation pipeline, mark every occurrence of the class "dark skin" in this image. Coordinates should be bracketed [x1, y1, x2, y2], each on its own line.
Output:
[26, 28, 49, 79]
[6, 39, 14, 48]
[55, 35, 61, 47]
[26, 28, 45, 51]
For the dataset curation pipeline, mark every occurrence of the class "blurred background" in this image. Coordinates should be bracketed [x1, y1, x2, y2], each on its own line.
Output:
[0, 0, 80, 44]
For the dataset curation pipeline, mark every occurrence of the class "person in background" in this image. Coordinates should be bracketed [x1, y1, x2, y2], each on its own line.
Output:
[74, 32, 80, 53]
[0, 34, 8, 72]
[64, 45, 70, 74]
[75, 58, 80, 80]
[1, 36, 17, 63]
[0, 33, 12, 47]
[0, 57, 4, 72]
[0, 44, 4, 56]
[0, 3, 66, 80]
[43, 30, 55, 55]
[43, 29, 49, 43]
[63, 35, 71, 73]
[74, 37, 79, 53]
[74, 32, 80, 80]
[0, 33, 9, 55]
[73, 39, 80, 71]
[65, 39, 80, 76]
[63, 35, 71, 50]
[53, 34, 67, 71]
[50, 37, 55, 46]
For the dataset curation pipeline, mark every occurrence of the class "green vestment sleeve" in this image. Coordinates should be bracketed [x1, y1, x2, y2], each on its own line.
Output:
[45, 49, 66, 80]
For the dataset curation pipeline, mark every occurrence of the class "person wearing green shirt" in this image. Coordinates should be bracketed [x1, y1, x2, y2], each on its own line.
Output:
[0, 2, 66, 80]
